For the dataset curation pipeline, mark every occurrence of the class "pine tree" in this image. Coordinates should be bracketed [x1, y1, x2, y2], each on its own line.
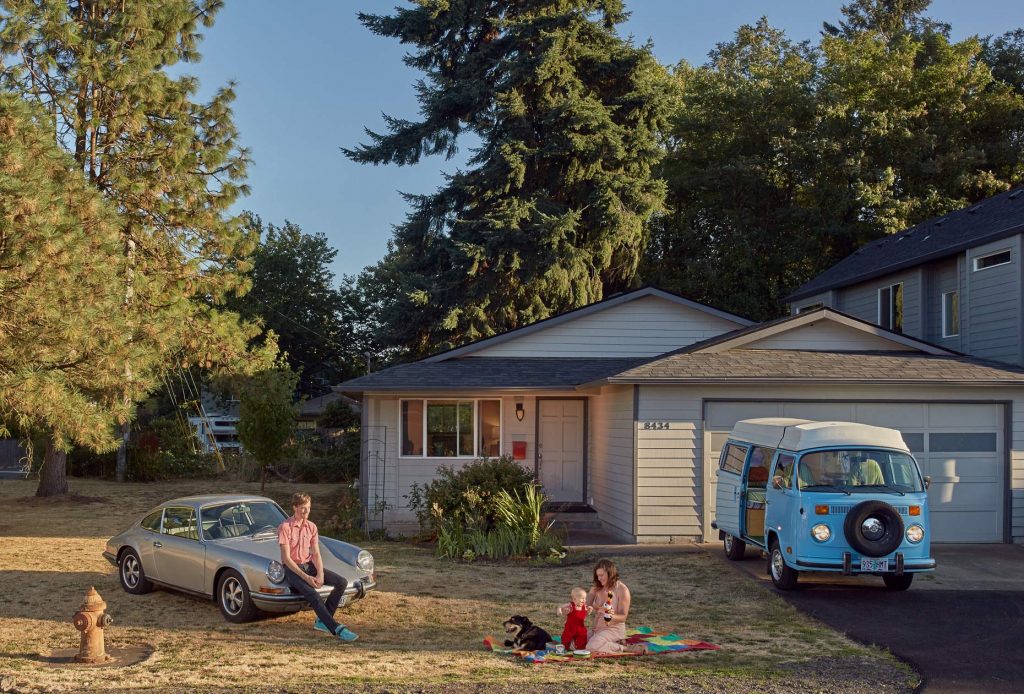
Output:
[0, 0, 259, 488]
[0, 94, 159, 493]
[345, 0, 677, 355]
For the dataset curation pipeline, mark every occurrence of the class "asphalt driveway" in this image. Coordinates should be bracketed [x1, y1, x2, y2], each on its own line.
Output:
[713, 543, 1024, 693]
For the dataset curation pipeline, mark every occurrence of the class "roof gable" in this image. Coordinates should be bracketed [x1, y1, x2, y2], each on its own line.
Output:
[788, 186, 1024, 302]
[688, 308, 954, 356]
[425, 287, 752, 362]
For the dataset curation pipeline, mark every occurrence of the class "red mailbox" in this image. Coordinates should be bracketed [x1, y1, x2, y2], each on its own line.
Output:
[512, 441, 527, 460]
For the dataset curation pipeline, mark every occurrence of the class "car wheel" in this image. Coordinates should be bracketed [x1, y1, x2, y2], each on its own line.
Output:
[724, 535, 746, 560]
[768, 538, 798, 591]
[218, 569, 259, 623]
[118, 548, 153, 595]
[882, 573, 914, 591]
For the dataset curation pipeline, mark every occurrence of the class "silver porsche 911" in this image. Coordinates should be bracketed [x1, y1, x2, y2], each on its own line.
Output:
[103, 495, 376, 622]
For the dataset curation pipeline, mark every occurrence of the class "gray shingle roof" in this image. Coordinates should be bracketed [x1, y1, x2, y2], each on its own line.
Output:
[788, 186, 1024, 302]
[337, 357, 648, 393]
[605, 349, 1024, 385]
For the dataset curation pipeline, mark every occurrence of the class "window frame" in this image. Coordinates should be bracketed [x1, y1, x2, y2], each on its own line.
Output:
[160, 506, 199, 541]
[941, 290, 959, 338]
[399, 398, 503, 459]
[877, 282, 904, 333]
[972, 248, 1011, 272]
[719, 442, 749, 475]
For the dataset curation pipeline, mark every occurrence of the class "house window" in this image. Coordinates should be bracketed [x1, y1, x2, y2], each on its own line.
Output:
[973, 249, 1011, 271]
[878, 282, 903, 333]
[400, 399, 501, 458]
[797, 303, 824, 314]
[942, 291, 959, 337]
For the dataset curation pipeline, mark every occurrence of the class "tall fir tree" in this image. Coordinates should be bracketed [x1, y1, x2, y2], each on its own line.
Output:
[345, 0, 677, 356]
[0, 94, 160, 494]
[0, 0, 261, 488]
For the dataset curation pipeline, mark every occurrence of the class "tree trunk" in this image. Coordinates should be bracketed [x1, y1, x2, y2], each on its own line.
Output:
[36, 438, 69, 497]
[115, 422, 129, 482]
[260, 463, 267, 493]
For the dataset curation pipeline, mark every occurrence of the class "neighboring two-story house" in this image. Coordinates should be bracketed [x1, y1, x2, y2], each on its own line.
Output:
[787, 186, 1024, 366]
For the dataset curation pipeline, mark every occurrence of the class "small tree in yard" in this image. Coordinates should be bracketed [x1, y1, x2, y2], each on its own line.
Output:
[236, 363, 299, 491]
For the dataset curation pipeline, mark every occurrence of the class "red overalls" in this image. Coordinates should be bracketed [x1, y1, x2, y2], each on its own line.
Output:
[561, 602, 589, 650]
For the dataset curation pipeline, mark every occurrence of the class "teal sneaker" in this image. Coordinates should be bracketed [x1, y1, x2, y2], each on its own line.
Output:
[313, 618, 331, 634]
[335, 626, 359, 642]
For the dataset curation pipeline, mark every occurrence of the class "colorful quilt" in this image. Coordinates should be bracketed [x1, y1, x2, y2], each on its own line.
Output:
[484, 627, 719, 664]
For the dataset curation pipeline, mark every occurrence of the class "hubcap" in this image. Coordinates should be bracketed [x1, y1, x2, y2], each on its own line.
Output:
[862, 517, 884, 541]
[772, 549, 784, 580]
[222, 578, 243, 614]
[122, 556, 139, 587]
[724, 536, 733, 552]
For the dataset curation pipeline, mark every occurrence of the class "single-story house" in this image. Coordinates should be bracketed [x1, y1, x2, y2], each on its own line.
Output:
[337, 287, 1024, 544]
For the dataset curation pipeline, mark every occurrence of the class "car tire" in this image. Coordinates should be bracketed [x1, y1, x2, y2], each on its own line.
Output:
[118, 548, 154, 595]
[882, 573, 914, 591]
[844, 500, 904, 558]
[724, 535, 746, 560]
[768, 538, 798, 591]
[218, 569, 259, 623]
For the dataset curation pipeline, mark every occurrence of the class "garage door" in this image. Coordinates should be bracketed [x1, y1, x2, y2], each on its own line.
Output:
[705, 402, 1005, 543]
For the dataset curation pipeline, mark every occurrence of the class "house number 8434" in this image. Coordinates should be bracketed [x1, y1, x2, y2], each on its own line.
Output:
[643, 422, 670, 430]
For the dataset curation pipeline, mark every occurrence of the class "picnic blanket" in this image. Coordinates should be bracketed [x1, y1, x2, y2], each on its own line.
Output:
[484, 627, 719, 664]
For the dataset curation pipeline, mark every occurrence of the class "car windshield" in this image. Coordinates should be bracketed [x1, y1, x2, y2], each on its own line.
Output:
[796, 449, 924, 494]
[200, 501, 288, 539]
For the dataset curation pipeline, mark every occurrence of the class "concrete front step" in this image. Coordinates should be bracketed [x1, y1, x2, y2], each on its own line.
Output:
[548, 512, 602, 530]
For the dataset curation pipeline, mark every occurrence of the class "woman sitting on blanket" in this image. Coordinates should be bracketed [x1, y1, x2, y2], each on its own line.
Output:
[585, 558, 648, 655]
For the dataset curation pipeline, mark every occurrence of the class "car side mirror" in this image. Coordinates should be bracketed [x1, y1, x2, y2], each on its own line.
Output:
[923, 475, 931, 490]
[771, 475, 785, 490]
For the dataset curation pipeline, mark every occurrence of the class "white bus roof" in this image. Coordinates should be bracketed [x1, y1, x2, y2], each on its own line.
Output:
[729, 418, 910, 453]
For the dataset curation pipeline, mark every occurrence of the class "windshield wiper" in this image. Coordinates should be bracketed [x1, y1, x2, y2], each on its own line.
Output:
[858, 484, 906, 496]
[802, 484, 851, 496]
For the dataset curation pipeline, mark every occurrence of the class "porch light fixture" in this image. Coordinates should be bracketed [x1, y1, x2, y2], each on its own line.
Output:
[515, 402, 525, 422]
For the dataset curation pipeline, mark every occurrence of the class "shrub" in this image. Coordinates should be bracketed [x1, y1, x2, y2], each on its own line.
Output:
[317, 399, 360, 430]
[405, 455, 536, 533]
[318, 485, 365, 541]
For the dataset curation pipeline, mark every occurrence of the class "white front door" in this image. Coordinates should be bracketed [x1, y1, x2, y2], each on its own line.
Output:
[539, 399, 585, 503]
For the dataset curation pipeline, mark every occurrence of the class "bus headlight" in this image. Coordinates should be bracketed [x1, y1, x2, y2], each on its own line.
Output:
[906, 524, 924, 544]
[811, 524, 831, 542]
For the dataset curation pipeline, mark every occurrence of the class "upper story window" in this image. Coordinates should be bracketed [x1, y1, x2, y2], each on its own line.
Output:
[878, 282, 903, 333]
[796, 303, 824, 314]
[401, 399, 501, 458]
[973, 248, 1011, 271]
[942, 290, 959, 338]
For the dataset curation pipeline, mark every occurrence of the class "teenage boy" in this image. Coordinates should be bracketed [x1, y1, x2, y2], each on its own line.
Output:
[277, 492, 358, 641]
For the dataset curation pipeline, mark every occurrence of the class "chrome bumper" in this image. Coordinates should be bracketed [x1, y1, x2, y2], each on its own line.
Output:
[103, 551, 117, 566]
[252, 577, 377, 612]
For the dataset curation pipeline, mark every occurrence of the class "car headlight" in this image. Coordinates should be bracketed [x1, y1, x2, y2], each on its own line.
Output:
[266, 560, 285, 584]
[356, 550, 374, 574]
[811, 523, 831, 542]
[906, 524, 924, 544]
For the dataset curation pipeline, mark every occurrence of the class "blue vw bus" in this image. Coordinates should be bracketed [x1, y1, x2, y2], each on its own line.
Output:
[712, 418, 936, 590]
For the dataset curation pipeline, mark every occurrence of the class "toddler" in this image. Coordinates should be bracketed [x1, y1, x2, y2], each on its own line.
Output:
[557, 586, 592, 650]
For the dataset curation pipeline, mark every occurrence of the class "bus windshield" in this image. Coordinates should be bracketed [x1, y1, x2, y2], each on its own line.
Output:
[796, 449, 924, 494]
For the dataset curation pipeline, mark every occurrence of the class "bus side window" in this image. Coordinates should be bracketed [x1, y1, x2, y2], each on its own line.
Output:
[772, 454, 796, 490]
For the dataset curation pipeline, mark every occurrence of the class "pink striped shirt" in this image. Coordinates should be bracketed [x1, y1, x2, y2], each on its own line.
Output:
[278, 516, 318, 565]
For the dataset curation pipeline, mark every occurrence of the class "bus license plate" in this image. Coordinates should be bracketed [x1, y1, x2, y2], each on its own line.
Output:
[860, 558, 889, 572]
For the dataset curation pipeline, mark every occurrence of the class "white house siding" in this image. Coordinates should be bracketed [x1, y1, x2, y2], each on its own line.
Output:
[743, 321, 917, 351]
[588, 385, 635, 540]
[469, 295, 745, 358]
[837, 271, 922, 338]
[633, 384, 1024, 544]
[635, 387, 704, 541]
[964, 235, 1021, 366]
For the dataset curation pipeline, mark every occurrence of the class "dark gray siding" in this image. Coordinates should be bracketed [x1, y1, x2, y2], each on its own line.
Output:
[836, 271, 921, 338]
[964, 236, 1021, 366]
[925, 257, 961, 349]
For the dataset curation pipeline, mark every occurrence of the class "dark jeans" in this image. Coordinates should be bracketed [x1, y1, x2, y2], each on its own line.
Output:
[285, 562, 348, 633]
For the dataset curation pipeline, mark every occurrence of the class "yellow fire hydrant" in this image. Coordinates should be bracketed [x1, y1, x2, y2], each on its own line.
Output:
[72, 586, 113, 664]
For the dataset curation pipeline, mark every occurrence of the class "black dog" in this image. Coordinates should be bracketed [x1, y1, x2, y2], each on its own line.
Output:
[503, 615, 553, 652]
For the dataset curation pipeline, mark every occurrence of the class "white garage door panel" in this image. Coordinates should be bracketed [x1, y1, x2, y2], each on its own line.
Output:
[706, 401, 1005, 543]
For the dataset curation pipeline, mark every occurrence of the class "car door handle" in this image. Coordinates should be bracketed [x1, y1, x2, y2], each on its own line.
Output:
[153, 541, 162, 548]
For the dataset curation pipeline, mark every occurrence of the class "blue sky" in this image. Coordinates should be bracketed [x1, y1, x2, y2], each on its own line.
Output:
[182, 0, 1021, 280]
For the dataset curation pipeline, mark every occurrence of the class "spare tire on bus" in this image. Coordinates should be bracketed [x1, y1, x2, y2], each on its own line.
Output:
[843, 500, 903, 558]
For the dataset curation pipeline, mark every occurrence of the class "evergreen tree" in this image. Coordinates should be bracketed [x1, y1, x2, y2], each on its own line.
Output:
[236, 361, 298, 492]
[231, 216, 351, 396]
[345, 0, 677, 356]
[0, 0, 260, 486]
[0, 94, 158, 494]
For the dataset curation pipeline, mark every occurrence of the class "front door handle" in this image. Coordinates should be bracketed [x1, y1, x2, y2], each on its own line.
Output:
[153, 541, 163, 548]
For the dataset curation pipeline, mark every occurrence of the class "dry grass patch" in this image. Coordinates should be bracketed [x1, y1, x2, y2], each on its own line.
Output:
[0, 479, 916, 692]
